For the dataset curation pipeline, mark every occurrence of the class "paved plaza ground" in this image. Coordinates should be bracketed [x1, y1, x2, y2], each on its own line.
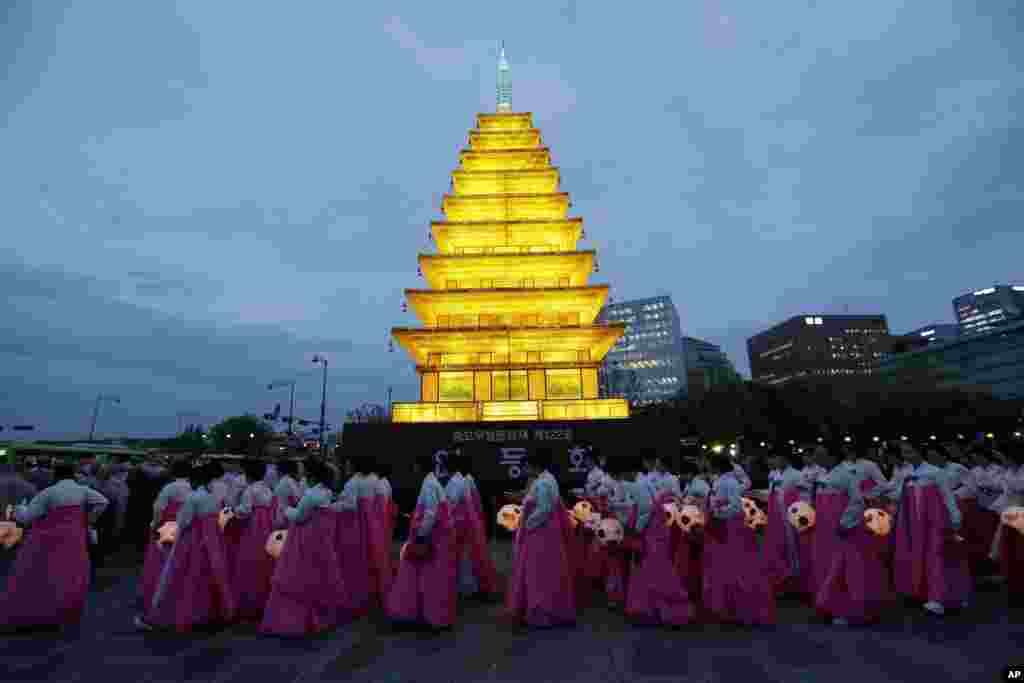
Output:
[1, 540, 1022, 683]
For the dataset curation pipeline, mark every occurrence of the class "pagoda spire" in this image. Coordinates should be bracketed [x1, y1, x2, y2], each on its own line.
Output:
[496, 41, 512, 112]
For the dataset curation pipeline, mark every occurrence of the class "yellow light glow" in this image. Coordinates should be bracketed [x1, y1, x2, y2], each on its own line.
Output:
[405, 285, 609, 327]
[476, 112, 533, 131]
[468, 129, 542, 151]
[432, 219, 583, 255]
[419, 251, 594, 290]
[452, 169, 560, 196]
[443, 193, 569, 222]
[460, 149, 551, 172]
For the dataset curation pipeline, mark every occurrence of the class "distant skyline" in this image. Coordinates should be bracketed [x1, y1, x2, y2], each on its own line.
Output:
[1, 1, 1022, 438]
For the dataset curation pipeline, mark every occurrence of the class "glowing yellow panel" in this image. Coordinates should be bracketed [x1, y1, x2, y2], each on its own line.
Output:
[582, 368, 599, 399]
[432, 219, 583, 255]
[443, 193, 569, 222]
[547, 369, 582, 399]
[474, 371, 491, 401]
[419, 251, 594, 290]
[451, 169, 559, 196]
[528, 370, 546, 400]
[438, 372, 474, 402]
[509, 370, 528, 400]
[404, 285, 610, 327]
[460, 149, 551, 172]
[421, 373, 438, 401]
[468, 130, 542, 151]
[481, 400, 539, 421]
[476, 112, 533, 131]
[541, 399, 630, 421]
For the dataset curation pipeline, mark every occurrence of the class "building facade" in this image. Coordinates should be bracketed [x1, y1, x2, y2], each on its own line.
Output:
[953, 285, 1024, 337]
[747, 314, 890, 385]
[876, 319, 1024, 400]
[597, 295, 686, 405]
[682, 336, 742, 393]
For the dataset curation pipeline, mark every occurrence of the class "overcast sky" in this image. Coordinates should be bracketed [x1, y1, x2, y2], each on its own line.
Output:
[2, 1, 1022, 439]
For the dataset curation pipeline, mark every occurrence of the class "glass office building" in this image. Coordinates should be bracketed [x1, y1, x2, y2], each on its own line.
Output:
[682, 336, 742, 391]
[953, 285, 1024, 337]
[876, 319, 1024, 399]
[597, 295, 686, 405]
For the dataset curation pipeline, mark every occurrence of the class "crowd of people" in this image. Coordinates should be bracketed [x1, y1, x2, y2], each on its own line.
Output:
[0, 435, 1021, 636]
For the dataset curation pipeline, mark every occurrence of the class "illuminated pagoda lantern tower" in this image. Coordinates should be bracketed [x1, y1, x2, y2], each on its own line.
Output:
[391, 45, 629, 423]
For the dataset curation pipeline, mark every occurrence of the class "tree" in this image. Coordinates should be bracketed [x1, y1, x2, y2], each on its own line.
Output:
[207, 415, 273, 455]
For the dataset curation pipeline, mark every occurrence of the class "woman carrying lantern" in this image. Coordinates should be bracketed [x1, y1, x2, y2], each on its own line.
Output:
[702, 456, 776, 626]
[139, 458, 192, 612]
[271, 460, 303, 530]
[260, 459, 348, 636]
[0, 461, 108, 632]
[599, 458, 638, 610]
[762, 449, 810, 597]
[877, 440, 967, 616]
[231, 459, 277, 622]
[445, 454, 478, 599]
[625, 451, 693, 626]
[504, 448, 577, 628]
[452, 451, 498, 599]
[988, 445, 1024, 608]
[136, 461, 236, 632]
[812, 449, 893, 626]
[328, 457, 371, 619]
[387, 452, 457, 631]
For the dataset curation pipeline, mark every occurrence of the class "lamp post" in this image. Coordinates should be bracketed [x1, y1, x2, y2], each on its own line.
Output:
[88, 394, 120, 442]
[268, 380, 297, 435]
[312, 355, 328, 454]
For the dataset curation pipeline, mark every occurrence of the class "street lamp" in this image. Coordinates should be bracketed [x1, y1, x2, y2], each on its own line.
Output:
[88, 394, 120, 441]
[312, 355, 329, 453]
[268, 380, 297, 435]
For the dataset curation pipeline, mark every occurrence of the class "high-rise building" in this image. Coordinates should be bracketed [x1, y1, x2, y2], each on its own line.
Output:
[597, 295, 686, 405]
[390, 48, 629, 423]
[953, 285, 1024, 337]
[682, 336, 742, 391]
[747, 314, 890, 385]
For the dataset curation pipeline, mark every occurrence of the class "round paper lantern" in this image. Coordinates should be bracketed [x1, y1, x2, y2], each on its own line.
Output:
[583, 513, 603, 532]
[0, 521, 14, 544]
[864, 508, 891, 537]
[663, 501, 681, 528]
[5, 526, 23, 548]
[677, 505, 705, 533]
[567, 509, 579, 529]
[1001, 506, 1024, 535]
[497, 504, 522, 532]
[788, 502, 816, 532]
[752, 508, 767, 530]
[218, 507, 234, 531]
[741, 497, 760, 526]
[596, 517, 624, 545]
[157, 521, 178, 546]
[265, 529, 287, 559]
[573, 500, 594, 523]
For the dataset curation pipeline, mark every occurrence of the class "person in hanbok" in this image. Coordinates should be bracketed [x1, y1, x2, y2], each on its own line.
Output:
[328, 458, 371, 619]
[813, 456, 893, 625]
[387, 452, 457, 631]
[452, 453, 498, 598]
[0, 462, 108, 632]
[762, 450, 810, 596]
[597, 459, 636, 609]
[878, 441, 967, 615]
[626, 454, 692, 626]
[732, 459, 752, 493]
[376, 462, 398, 561]
[136, 462, 236, 632]
[260, 460, 348, 636]
[446, 460, 477, 597]
[966, 447, 1004, 580]
[96, 464, 130, 559]
[351, 458, 388, 608]
[503, 449, 577, 628]
[702, 456, 776, 626]
[264, 460, 281, 493]
[672, 460, 708, 616]
[0, 460, 38, 584]
[232, 459, 277, 622]
[272, 460, 303, 530]
[139, 459, 192, 609]
[987, 446, 1024, 606]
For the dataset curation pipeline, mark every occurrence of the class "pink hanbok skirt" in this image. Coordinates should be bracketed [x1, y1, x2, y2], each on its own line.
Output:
[386, 502, 457, 628]
[458, 497, 499, 596]
[261, 509, 348, 637]
[232, 505, 275, 621]
[625, 495, 692, 625]
[0, 505, 90, 629]
[504, 499, 577, 627]
[147, 513, 236, 632]
[814, 502, 893, 624]
[702, 514, 775, 626]
[959, 498, 999, 575]
[329, 507, 370, 619]
[139, 501, 181, 609]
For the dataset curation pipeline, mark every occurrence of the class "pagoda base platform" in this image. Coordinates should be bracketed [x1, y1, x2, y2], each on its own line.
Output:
[391, 398, 628, 423]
